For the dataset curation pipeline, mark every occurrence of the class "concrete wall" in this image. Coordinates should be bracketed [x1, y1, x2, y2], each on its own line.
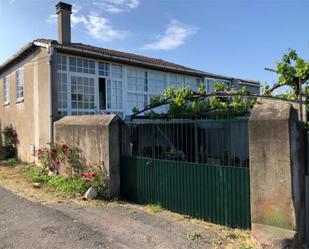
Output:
[249, 100, 306, 247]
[0, 48, 50, 162]
[54, 115, 122, 197]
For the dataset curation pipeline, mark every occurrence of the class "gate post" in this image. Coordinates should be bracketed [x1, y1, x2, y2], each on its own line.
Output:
[54, 115, 122, 197]
[249, 100, 306, 248]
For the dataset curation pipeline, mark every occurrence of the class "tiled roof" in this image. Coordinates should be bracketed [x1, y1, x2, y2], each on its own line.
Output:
[1, 38, 260, 86]
[33, 39, 206, 76]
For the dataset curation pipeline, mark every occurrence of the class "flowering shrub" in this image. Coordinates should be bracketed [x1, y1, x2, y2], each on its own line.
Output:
[64, 145, 85, 177]
[80, 162, 108, 195]
[37, 143, 65, 173]
[37, 143, 108, 196]
[1, 125, 18, 159]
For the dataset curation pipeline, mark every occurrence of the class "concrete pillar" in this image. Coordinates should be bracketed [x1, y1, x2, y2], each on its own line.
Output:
[54, 115, 122, 197]
[249, 100, 306, 248]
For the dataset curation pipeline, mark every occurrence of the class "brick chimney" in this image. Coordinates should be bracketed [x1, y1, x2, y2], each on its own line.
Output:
[56, 2, 72, 44]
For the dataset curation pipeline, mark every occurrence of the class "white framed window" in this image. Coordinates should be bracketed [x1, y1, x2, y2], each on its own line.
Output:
[107, 80, 123, 109]
[16, 68, 24, 101]
[111, 64, 123, 79]
[169, 73, 185, 88]
[71, 76, 95, 112]
[69, 57, 95, 74]
[128, 93, 148, 110]
[56, 73, 68, 113]
[185, 76, 201, 91]
[56, 55, 67, 71]
[127, 68, 148, 92]
[99, 62, 110, 77]
[3, 75, 9, 104]
[148, 71, 166, 94]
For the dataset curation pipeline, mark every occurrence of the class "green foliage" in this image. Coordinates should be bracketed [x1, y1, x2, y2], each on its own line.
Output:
[81, 162, 108, 195]
[1, 125, 18, 159]
[147, 203, 163, 213]
[24, 165, 88, 195]
[24, 166, 49, 183]
[162, 85, 254, 117]
[150, 96, 162, 106]
[174, 87, 193, 106]
[37, 143, 108, 196]
[261, 83, 270, 95]
[145, 110, 160, 118]
[132, 106, 139, 114]
[64, 145, 85, 177]
[213, 82, 226, 92]
[37, 143, 84, 177]
[47, 176, 88, 195]
[197, 82, 205, 93]
[276, 49, 309, 94]
[37, 143, 64, 173]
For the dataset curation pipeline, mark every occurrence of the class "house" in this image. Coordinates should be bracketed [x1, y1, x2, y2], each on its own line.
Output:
[0, 2, 260, 162]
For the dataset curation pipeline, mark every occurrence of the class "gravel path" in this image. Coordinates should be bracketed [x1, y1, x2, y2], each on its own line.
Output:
[0, 186, 241, 249]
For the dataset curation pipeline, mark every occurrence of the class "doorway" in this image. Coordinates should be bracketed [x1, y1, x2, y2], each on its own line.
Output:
[99, 78, 106, 110]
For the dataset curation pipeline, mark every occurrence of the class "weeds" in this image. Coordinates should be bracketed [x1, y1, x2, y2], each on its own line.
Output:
[147, 204, 163, 213]
[187, 232, 203, 241]
[0, 158, 23, 167]
[47, 176, 88, 195]
[23, 165, 88, 196]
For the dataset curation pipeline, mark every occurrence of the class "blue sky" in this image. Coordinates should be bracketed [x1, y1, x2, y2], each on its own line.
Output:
[0, 0, 309, 87]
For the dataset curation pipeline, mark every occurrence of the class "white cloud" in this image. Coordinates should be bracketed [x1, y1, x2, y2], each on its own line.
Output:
[141, 20, 198, 51]
[46, 6, 127, 42]
[85, 13, 127, 41]
[47, 14, 57, 24]
[93, 0, 140, 13]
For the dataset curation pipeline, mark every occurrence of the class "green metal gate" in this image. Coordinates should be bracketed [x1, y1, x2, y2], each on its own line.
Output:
[120, 156, 251, 229]
[120, 118, 251, 229]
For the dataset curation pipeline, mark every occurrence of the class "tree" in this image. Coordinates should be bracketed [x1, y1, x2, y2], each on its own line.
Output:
[265, 49, 309, 96]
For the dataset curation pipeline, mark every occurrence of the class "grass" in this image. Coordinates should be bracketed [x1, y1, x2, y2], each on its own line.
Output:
[23, 165, 88, 196]
[146, 203, 163, 213]
[0, 157, 26, 167]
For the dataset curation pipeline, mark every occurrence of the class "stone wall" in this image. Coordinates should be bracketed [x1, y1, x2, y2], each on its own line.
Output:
[249, 100, 306, 247]
[54, 115, 122, 197]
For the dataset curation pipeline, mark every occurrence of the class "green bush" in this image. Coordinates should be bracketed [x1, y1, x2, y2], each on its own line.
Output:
[1, 126, 18, 159]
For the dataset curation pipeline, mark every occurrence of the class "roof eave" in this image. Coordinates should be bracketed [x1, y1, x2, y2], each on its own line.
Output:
[0, 42, 36, 74]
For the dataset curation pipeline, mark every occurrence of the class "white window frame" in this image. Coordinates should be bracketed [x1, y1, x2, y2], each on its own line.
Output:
[55, 53, 205, 117]
[3, 75, 9, 105]
[16, 67, 24, 102]
[70, 75, 96, 114]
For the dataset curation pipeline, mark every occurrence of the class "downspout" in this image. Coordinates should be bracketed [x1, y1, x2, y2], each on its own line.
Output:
[47, 46, 54, 144]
